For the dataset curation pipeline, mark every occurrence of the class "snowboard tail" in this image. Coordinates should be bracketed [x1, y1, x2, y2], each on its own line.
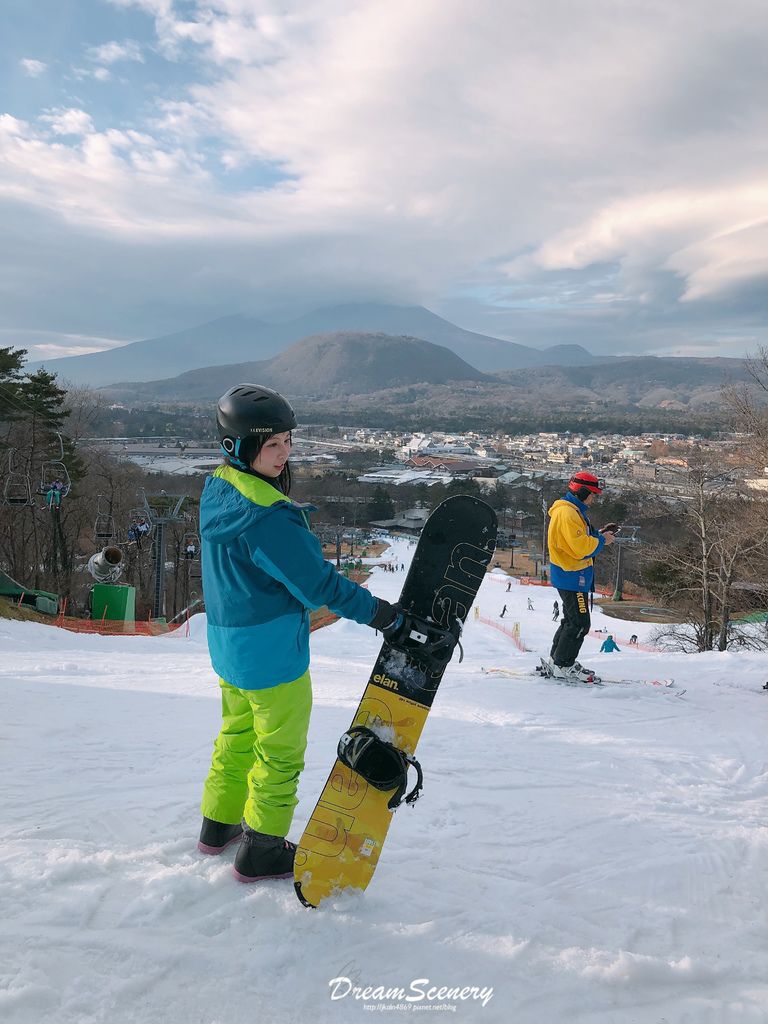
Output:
[294, 495, 497, 908]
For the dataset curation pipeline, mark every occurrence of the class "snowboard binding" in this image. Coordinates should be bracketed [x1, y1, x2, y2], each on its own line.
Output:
[384, 609, 463, 672]
[337, 725, 424, 810]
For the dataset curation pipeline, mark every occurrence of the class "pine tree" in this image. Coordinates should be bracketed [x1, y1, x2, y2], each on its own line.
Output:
[366, 485, 395, 521]
[20, 370, 86, 487]
[0, 347, 28, 435]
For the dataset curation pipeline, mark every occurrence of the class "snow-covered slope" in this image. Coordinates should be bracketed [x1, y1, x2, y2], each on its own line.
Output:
[2, 540, 768, 1023]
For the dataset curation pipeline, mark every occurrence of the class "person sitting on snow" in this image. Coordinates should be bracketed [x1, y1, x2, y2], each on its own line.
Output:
[600, 634, 621, 653]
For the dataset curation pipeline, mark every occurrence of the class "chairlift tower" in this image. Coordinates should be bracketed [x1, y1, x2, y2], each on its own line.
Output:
[141, 490, 187, 619]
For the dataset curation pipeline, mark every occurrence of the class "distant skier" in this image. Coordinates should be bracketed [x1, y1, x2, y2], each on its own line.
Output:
[197, 383, 406, 883]
[629, 634, 638, 646]
[500, 604, 507, 619]
[545, 472, 615, 683]
[506, 580, 511, 592]
[600, 634, 621, 653]
[552, 600, 559, 621]
[527, 598, 534, 611]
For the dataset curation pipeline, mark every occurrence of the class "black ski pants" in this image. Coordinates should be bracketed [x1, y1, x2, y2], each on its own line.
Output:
[550, 589, 591, 668]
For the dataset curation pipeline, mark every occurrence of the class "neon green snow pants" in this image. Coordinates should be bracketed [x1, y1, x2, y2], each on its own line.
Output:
[200, 672, 312, 838]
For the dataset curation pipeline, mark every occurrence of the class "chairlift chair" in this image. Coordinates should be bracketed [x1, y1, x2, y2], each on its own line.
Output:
[183, 530, 202, 578]
[40, 464, 71, 499]
[183, 531, 200, 553]
[39, 433, 71, 498]
[2, 450, 35, 508]
[94, 515, 115, 541]
[128, 506, 154, 540]
[94, 495, 115, 541]
[4, 474, 35, 508]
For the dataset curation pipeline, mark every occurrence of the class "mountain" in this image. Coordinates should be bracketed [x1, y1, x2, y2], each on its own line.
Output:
[28, 303, 606, 386]
[101, 332, 489, 402]
[101, 335, 745, 420]
[263, 303, 603, 373]
[27, 314, 277, 389]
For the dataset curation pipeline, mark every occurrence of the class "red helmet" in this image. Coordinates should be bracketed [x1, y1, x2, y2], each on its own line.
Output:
[568, 471, 603, 495]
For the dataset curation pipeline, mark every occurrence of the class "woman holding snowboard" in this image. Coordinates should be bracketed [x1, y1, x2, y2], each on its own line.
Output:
[197, 384, 401, 882]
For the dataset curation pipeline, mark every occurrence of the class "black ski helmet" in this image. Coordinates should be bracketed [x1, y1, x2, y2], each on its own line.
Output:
[216, 384, 297, 469]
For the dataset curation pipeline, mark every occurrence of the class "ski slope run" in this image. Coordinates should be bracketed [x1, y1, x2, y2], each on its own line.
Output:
[2, 536, 768, 1023]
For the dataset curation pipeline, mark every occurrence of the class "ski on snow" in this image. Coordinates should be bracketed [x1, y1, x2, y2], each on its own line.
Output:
[481, 661, 685, 697]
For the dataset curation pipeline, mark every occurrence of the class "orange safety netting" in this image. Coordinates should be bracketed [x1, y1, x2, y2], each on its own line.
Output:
[52, 569, 370, 638]
[55, 615, 185, 637]
[476, 614, 528, 652]
[56, 612, 336, 638]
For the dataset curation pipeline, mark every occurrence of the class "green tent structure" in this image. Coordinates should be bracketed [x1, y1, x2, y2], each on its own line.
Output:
[0, 568, 59, 615]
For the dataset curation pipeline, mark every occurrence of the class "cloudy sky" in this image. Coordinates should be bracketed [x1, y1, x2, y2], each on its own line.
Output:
[2, 0, 767, 361]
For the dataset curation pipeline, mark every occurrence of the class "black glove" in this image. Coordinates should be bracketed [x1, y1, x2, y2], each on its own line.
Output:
[369, 599, 405, 640]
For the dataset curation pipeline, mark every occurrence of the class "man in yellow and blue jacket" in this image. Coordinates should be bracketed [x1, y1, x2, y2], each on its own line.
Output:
[547, 472, 615, 682]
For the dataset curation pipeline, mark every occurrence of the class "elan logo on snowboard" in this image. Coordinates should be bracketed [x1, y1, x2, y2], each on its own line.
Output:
[372, 672, 399, 691]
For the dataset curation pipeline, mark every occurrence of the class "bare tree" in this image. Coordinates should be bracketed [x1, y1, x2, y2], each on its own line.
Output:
[724, 345, 768, 469]
[641, 450, 768, 651]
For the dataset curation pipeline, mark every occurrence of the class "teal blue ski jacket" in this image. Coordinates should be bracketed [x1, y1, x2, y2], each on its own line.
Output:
[200, 464, 378, 690]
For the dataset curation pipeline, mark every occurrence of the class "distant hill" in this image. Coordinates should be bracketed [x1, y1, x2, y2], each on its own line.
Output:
[101, 331, 489, 401]
[493, 356, 749, 409]
[28, 302, 606, 385]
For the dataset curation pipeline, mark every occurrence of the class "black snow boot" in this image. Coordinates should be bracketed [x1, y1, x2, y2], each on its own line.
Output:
[197, 817, 244, 855]
[232, 825, 296, 882]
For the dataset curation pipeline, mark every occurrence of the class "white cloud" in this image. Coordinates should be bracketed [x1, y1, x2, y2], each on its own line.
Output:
[0, 329, 131, 360]
[87, 40, 145, 65]
[3, 0, 768, 352]
[38, 108, 96, 137]
[105, 0, 197, 59]
[19, 59, 47, 78]
[73, 66, 112, 82]
[525, 183, 768, 303]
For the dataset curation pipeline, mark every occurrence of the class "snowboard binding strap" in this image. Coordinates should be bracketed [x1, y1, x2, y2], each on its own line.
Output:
[389, 611, 463, 671]
[338, 726, 424, 810]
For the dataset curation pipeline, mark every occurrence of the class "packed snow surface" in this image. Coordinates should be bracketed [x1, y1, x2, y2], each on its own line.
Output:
[2, 537, 768, 1023]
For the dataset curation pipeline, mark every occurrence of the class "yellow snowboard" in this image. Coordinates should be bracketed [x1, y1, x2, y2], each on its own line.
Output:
[294, 683, 429, 907]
